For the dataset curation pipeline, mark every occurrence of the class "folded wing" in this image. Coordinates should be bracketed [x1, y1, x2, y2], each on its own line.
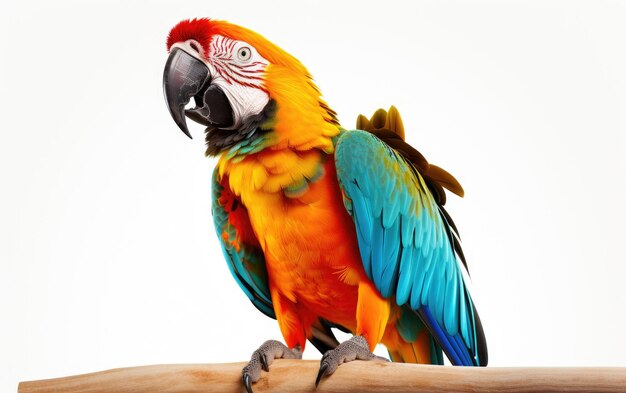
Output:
[334, 112, 487, 366]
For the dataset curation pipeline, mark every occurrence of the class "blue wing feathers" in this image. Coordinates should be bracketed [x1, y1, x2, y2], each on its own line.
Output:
[401, 214, 414, 247]
[419, 307, 463, 365]
[370, 217, 385, 290]
[409, 244, 427, 309]
[335, 130, 487, 366]
[351, 188, 373, 245]
[355, 222, 373, 278]
[396, 244, 414, 304]
[444, 271, 459, 335]
[459, 288, 470, 343]
[380, 221, 401, 297]
[434, 272, 446, 324]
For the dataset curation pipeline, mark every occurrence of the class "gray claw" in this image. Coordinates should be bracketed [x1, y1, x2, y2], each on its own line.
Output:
[315, 335, 386, 387]
[242, 373, 253, 393]
[315, 363, 328, 387]
[241, 340, 302, 392]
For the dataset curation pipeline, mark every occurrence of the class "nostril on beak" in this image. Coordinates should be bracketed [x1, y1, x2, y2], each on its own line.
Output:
[189, 41, 200, 53]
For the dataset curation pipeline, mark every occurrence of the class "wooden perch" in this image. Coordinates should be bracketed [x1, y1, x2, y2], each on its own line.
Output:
[18, 360, 626, 393]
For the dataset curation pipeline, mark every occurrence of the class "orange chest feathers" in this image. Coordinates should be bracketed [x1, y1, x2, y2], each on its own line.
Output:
[242, 159, 366, 322]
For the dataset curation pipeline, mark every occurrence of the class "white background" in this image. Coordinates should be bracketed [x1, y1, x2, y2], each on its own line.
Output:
[2, 0, 625, 390]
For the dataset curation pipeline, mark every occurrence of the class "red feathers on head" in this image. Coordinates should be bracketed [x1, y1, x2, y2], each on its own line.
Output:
[166, 18, 216, 53]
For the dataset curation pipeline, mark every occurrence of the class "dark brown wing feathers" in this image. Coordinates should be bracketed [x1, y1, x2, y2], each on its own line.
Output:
[356, 106, 464, 204]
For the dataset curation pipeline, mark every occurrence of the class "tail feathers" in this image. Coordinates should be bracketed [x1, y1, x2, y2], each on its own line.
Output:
[418, 302, 488, 367]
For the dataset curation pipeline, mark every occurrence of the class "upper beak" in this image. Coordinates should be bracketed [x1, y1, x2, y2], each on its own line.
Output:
[162, 48, 210, 139]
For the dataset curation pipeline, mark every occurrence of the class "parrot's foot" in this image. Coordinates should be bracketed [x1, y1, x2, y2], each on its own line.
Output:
[242, 339, 302, 393]
[315, 335, 388, 387]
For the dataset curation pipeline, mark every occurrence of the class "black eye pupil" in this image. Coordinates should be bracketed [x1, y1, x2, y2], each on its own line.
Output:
[242, 50, 247, 56]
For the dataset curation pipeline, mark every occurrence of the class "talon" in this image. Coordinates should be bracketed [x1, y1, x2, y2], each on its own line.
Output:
[315, 363, 328, 387]
[243, 374, 253, 393]
[314, 336, 382, 387]
[241, 339, 301, 392]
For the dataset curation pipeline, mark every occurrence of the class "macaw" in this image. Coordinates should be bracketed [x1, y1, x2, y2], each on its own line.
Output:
[162, 18, 487, 391]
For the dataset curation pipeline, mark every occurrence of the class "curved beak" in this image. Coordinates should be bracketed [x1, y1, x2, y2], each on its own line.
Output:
[163, 48, 236, 139]
[162, 48, 210, 139]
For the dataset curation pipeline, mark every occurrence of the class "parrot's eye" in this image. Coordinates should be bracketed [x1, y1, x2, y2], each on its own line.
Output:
[237, 46, 252, 62]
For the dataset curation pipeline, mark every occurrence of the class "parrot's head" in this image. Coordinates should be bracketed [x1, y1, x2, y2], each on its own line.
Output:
[163, 18, 339, 157]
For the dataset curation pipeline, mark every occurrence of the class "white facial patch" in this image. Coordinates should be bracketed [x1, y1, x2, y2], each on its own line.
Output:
[207, 35, 271, 129]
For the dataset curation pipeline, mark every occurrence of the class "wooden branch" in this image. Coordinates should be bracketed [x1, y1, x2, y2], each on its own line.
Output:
[18, 360, 626, 393]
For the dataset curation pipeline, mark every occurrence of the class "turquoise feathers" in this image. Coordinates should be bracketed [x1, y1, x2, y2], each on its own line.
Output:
[335, 129, 486, 366]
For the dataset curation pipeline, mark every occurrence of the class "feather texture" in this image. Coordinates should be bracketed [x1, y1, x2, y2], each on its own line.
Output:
[212, 168, 342, 352]
[335, 124, 487, 366]
[167, 17, 488, 369]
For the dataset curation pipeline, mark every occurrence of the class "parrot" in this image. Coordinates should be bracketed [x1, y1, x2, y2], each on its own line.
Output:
[162, 18, 487, 392]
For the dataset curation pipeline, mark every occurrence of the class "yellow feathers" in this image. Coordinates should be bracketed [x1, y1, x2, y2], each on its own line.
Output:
[263, 65, 339, 154]
[213, 20, 340, 201]
[218, 149, 324, 203]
